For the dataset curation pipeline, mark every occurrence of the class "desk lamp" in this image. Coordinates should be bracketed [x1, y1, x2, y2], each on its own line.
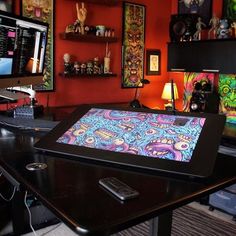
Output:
[130, 79, 150, 108]
[161, 80, 179, 111]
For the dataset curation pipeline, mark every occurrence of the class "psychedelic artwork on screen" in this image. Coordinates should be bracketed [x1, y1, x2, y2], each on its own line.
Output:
[218, 74, 236, 124]
[183, 72, 215, 111]
[57, 108, 206, 162]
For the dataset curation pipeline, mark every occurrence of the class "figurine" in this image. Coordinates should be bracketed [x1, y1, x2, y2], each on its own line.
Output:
[208, 14, 220, 39]
[86, 61, 93, 74]
[74, 61, 81, 74]
[65, 24, 75, 33]
[63, 53, 72, 75]
[217, 19, 230, 39]
[80, 63, 87, 74]
[76, 2, 87, 35]
[230, 21, 236, 38]
[93, 57, 100, 74]
[193, 17, 206, 40]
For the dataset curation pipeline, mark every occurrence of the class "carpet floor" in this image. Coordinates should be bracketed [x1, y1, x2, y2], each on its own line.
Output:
[19, 203, 236, 236]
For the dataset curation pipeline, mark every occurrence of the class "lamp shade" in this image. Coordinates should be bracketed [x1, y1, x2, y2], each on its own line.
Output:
[161, 82, 179, 100]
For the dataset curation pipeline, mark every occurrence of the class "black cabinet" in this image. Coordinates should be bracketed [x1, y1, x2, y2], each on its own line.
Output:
[168, 39, 236, 74]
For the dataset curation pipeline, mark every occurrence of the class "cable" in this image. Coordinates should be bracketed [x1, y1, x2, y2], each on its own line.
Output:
[24, 190, 38, 236]
[0, 174, 16, 201]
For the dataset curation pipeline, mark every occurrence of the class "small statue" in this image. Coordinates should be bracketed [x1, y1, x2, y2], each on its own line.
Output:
[193, 17, 206, 40]
[65, 24, 75, 33]
[80, 63, 87, 74]
[63, 53, 72, 75]
[76, 2, 87, 35]
[217, 19, 230, 39]
[93, 57, 100, 74]
[208, 14, 220, 39]
[86, 61, 93, 74]
[230, 21, 236, 38]
[74, 61, 81, 74]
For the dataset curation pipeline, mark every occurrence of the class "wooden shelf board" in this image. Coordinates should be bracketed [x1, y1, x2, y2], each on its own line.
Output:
[59, 73, 117, 78]
[59, 33, 118, 43]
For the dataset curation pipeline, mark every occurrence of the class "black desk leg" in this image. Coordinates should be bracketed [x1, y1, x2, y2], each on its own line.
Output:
[12, 190, 26, 235]
[149, 211, 173, 236]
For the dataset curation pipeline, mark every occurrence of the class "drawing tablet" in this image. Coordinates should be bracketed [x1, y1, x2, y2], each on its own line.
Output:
[34, 105, 226, 178]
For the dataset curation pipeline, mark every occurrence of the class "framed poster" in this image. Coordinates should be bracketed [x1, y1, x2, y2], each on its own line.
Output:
[0, 0, 13, 12]
[146, 49, 160, 75]
[21, 0, 54, 91]
[223, 0, 236, 21]
[178, 0, 212, 26]
[122, 2, 146, 88]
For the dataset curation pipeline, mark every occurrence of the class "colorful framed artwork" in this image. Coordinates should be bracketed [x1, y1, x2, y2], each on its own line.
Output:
[178, 0, 212, 26]
[21, 0, 54, 91]
[218, 74, 236, 124]
[146, 49, 160, 75]
[122, 2, 146, 88]
[183, 72, 215, 112]
[223, 0, 236, 22]
[0, 0, 14, 13]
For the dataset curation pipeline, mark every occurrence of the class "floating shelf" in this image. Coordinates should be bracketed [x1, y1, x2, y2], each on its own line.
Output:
[59, 33, 118, 43]
[66, 0, 120, 6]
[59, 73, 117, 78]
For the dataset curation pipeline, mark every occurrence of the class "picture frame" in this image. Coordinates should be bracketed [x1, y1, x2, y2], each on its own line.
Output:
[0, 0, 14, 13]
[21, 0, 54, 91]
[146, 49, 161, 75]
[122, 2, 146, 88]
[222, 0, 236, 22]
[178, 0, 212, 26]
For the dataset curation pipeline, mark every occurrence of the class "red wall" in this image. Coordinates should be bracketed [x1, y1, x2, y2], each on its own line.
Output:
[4, 0, 223, 110]
[10, 0, 172, 110]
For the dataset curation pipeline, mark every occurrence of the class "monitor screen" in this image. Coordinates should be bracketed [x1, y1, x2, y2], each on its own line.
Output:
[0, 10, 48, 88]
[34, 105, 226, 178]
[57, 108, 206, 163]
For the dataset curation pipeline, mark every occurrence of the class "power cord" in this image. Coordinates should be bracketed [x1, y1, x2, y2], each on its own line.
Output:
[0, 172, 16, 202]
[24, 190, 38, 236]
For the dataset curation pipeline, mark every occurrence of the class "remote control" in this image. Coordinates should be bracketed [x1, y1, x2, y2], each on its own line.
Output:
[99, 177, 139, 201]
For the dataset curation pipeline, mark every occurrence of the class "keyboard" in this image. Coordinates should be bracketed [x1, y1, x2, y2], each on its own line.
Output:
[0, 89, 29, 100]
[0, 115, 59, 131]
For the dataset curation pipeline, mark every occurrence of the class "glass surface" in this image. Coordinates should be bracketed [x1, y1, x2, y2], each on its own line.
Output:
[57, 108, 206, 162]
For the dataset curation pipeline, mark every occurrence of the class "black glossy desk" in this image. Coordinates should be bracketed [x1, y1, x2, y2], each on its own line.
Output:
[0, 118, 236, 235]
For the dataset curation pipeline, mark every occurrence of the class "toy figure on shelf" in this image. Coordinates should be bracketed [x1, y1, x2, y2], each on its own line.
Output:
[217, 19, 230, 39]
[93, 57, 101, 74]
[63, 53, 72, 75]
[230, 22, 236, 38]
[80, 63, 87, 74]
[74, 61, 81, 75]
[193, 17, 206, 40]
[208, 14, 219, 39]
[76, 2, 87, 35]
[65, 24, 75, 33]
[87, 61, 93, 74]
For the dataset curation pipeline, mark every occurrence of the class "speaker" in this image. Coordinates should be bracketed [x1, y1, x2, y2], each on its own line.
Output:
[169, 14, 199, 42]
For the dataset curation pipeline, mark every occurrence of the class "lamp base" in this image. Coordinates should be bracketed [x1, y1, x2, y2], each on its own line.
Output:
[164, 102, 173, 111]
[130, 99, 141, 108]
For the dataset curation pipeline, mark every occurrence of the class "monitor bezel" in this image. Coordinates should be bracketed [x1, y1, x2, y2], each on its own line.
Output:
[0, 10, 49, 83]
[34, 105, 226, 178]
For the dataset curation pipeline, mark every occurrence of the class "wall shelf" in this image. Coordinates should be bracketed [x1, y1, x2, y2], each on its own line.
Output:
[167, 39, 236, 74]
[59, 33, 118, 43]
[59, 73, 117, 78]
[66, 0, 120, 6]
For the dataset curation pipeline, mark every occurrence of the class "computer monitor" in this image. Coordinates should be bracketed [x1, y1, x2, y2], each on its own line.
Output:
[0, 10, 48, 89]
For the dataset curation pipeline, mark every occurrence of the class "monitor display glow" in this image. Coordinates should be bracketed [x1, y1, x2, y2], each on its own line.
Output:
[57, 108, 206, 162]
[0, 11, 48, 78]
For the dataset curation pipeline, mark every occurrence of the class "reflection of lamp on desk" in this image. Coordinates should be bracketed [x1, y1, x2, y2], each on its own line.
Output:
[130, 79, 150, 108]
[161, 80, 179, 111]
